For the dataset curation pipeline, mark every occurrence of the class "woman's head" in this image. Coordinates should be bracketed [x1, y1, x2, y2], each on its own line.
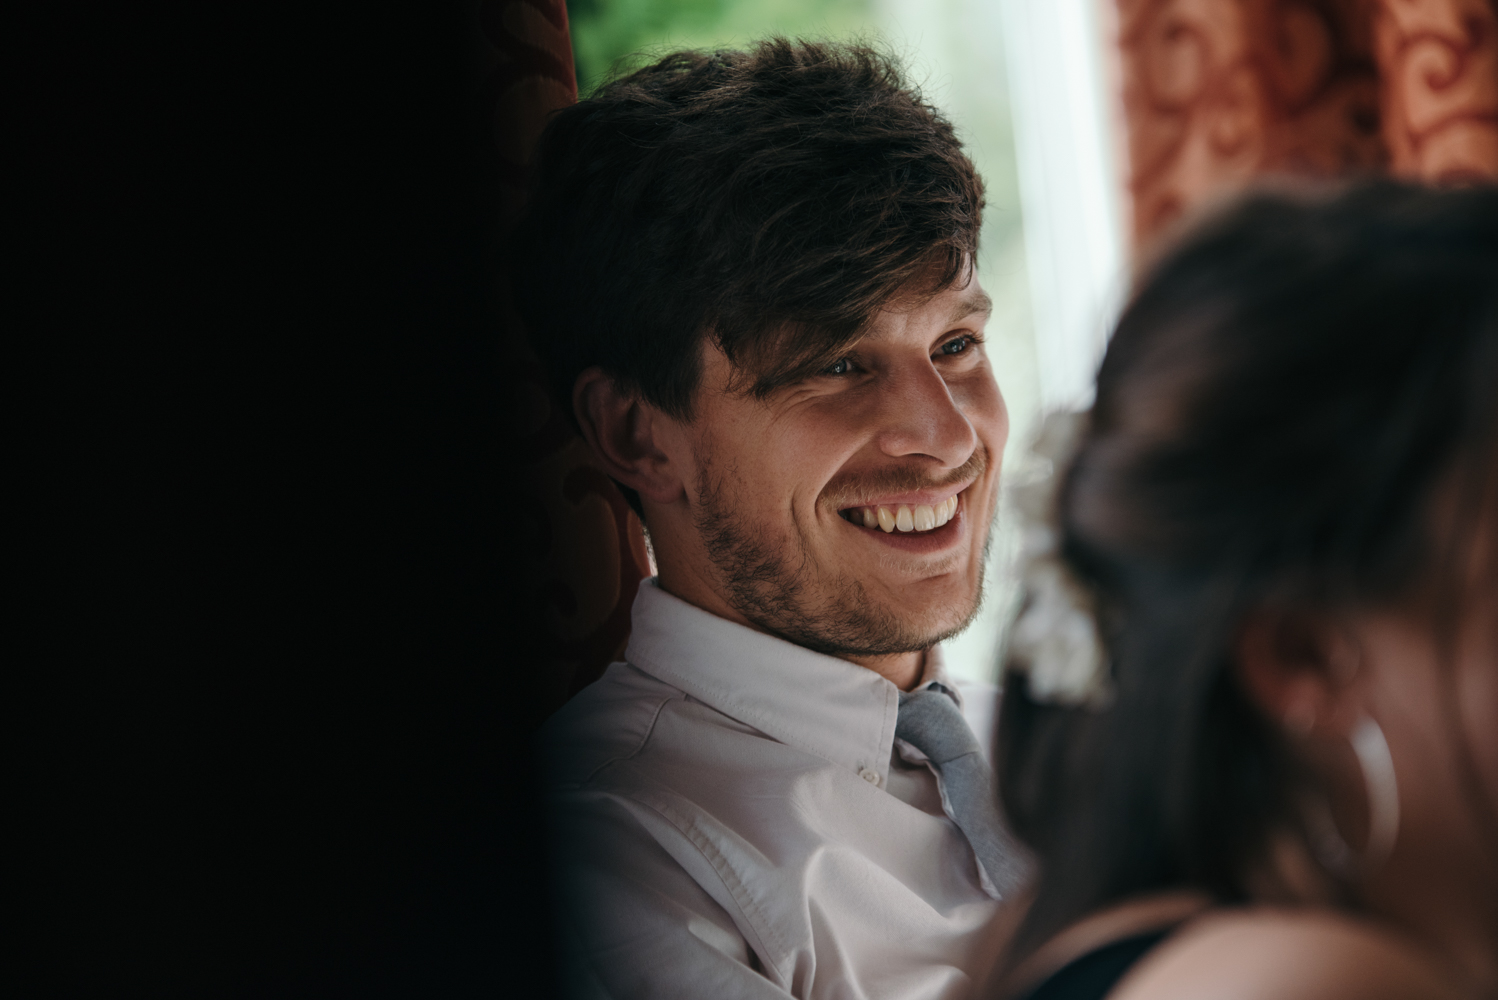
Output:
[999, 182, 1498, 958]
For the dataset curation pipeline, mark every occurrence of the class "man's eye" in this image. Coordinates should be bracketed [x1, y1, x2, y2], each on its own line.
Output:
[940, 337, 971, 356]
[825, 357, 853, 375]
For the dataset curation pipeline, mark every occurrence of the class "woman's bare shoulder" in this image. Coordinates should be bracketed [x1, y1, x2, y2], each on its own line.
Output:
[1108, 907, 1467, 1000]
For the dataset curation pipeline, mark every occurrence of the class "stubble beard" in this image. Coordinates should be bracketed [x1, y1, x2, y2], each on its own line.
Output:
[691, 459, 990, 659]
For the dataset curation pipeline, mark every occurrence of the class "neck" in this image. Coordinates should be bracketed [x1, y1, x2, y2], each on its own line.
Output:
[1254, 823, 1498, 993]
[1364, 842, 1498, 994]
[846, 650, 926, 690]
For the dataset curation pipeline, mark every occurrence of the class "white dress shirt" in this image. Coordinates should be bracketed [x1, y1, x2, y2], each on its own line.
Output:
[542, 580, 1009, 999]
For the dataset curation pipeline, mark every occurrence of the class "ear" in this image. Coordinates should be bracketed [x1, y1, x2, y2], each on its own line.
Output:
[1235, 608, 1364, 737]
[571, 367, 687, 506]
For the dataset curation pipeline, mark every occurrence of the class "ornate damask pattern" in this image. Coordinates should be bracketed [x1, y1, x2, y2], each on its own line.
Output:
[517, 358, 652, 709]
[1371, 0, 1498, 181]
[1119, 0, 1388, 244]
[478, 0, 576, 213]
[1117, 0, 1498, 245]
[476, 0, 651, 711]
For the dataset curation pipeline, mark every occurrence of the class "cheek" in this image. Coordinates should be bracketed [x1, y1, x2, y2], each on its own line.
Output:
[953, 366, 1008, 443]
[1373, 607, 1498, 836]
[1363, 621, 1453, 802]
[770, 403, 875, 481]
[1456, 613, 1498, 808]
[711, 424, 845, 518]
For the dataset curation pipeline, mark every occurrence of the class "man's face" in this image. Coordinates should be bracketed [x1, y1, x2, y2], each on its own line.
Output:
[670, 276, 1007, 657]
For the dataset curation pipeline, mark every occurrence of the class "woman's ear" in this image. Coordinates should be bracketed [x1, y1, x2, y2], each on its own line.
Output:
[572, 367, 687, 506]
[1235, 609, 1364, 737]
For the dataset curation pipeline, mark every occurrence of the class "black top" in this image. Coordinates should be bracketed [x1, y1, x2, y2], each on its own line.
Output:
[1017, 929, 1172, 1000]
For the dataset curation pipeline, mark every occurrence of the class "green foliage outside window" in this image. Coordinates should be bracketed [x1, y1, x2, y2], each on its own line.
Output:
[566, 0, 872, 96]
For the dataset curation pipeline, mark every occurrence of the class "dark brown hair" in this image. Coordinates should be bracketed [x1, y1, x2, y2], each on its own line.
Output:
[997, 182, 1498, 959]
[509, 38, 984, 428]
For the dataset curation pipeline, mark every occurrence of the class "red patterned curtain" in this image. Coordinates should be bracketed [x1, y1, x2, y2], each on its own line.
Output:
[477, 0, 651, 713]
[1117, 0, 1498, 244]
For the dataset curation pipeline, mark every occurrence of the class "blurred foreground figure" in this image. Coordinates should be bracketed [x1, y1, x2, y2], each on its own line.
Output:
[994, 183, 1498, 1000]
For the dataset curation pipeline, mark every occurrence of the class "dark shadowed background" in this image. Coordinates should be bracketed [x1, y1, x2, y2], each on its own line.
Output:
[23, 3, 554, 995]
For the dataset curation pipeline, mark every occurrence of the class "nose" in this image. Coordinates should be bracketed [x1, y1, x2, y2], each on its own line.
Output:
[872, 362, 978, 468]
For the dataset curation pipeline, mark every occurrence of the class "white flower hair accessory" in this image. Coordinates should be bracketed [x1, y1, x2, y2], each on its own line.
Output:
[1005, 409, 1112, 710]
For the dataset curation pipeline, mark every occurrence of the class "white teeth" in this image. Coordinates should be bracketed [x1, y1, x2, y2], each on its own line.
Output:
[853, 495, 961, 533]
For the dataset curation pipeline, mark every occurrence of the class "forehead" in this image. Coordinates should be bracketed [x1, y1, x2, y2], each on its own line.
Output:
[860, 279, 993, 341]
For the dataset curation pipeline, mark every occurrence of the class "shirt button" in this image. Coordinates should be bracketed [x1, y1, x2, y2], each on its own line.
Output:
[859, 767, 881, 786]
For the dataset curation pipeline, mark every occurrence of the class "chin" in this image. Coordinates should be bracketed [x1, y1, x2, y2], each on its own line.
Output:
[877, 581, 983, 642]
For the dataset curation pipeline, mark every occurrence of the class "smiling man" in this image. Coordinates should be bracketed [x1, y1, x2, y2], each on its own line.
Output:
[512, 39, 1027, 1000]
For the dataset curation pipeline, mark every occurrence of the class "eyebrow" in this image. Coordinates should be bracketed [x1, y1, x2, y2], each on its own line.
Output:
[949, 291, 993, 325]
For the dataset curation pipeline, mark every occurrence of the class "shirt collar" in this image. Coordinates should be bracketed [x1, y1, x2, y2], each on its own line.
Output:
[913, 643, 963, 708]
[627, 580, 952, 784]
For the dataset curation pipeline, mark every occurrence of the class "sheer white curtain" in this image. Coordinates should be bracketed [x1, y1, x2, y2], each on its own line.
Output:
[999, 0, 1128, 411]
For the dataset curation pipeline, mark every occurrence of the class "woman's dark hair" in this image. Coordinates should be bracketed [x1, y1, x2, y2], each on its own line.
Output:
[510, 38, 984, 425]
[997, 182, 1498, 958]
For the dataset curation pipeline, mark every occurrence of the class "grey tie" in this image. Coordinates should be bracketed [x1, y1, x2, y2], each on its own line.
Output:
[896, 687, 1031, 898]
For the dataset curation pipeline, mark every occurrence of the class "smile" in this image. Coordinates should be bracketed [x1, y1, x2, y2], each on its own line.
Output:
[838, 494, 960, 533]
